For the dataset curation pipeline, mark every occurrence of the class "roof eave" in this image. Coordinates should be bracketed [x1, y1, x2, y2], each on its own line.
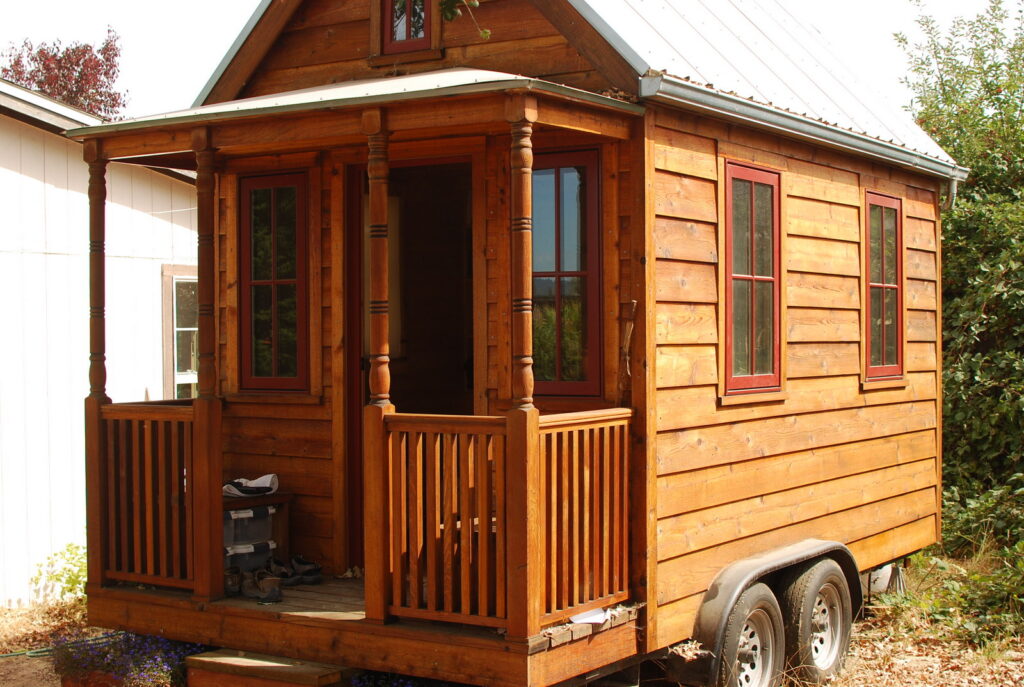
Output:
[641, 74, 969, 182]
[192, 0, 276, 108]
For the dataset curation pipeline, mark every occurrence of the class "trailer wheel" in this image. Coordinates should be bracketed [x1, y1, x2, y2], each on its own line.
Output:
[780, 558, 852, 684]
[716, 583, 784, 687]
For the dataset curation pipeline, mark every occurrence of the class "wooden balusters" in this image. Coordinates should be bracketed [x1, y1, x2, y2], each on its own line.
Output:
[191, 129, 224, 602]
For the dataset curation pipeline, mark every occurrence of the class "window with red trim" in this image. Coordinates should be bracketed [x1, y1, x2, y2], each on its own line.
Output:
[531, 151, 601, 396]
[383, 0, 432, 54]
[865, 192, 903, 378]
[725, 162, 781, 394]
[239, 173, 309, 391]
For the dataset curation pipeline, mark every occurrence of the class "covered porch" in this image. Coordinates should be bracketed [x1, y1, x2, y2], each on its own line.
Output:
[72, 68, 646, 667]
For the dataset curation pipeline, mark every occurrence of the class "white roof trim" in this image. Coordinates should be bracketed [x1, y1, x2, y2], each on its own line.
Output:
[0, 77, 102, 131]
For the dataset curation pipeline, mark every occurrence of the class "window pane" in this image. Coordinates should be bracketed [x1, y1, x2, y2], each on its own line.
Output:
[174, 280, 198, 329]
[392, 0, 407, 41]
[732, 179, 752, 275]
[754, 281, 774, 375]
[732, 279, 751, 376]
[276, 284, 298, 378]
[869, 286, 884, 367]
[883, 207, 898, 285]
[175, 383, 196, 400]
[532, 277, 556, 382]
[251, 189, 272, 280]
[252, 284, 273, 377]
[560, 167, 583, 271]
[560, 277, 586, 382]
[869, 205, 882, 283]
[410, 0, 425, 38]
[532, 169, 556, 272]
[275, 186, 297, 279]
[754, 182, 774, 277]
[175, 330, 197, 375]
[884, 288, 898, 367]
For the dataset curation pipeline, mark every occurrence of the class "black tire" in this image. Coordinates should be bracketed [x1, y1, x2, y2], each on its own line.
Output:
[780, 558, 853, 684]
[716, 583, 785, 687]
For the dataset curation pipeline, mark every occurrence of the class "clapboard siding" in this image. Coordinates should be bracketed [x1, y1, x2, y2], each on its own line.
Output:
[0, 115, 196, 607]
[649, 110, 942, 650]
[243, 0, 611, 98]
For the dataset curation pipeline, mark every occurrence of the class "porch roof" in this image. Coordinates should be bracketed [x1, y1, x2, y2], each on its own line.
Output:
[65, 68, 644, 140]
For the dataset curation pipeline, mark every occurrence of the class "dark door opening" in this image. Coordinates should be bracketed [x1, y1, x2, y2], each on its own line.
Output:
[344, 161, 474, 566]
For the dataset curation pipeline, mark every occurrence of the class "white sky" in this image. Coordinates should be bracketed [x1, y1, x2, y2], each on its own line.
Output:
[0, 0, 989, 119]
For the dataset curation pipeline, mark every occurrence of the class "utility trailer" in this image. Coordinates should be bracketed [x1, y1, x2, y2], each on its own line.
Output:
[69, 1, 966, 686]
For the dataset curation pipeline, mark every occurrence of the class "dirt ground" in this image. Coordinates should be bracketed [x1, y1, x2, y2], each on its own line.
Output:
[1, 603, 1021, 686]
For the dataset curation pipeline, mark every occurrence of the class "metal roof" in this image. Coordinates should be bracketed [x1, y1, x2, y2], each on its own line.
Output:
[0, 77, 102, 132]
[67, 68, 643, 138]
[569, 0, 966, 178]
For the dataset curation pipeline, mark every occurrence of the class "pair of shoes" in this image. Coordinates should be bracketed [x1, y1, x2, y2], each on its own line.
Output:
[225, 566, 242, 596]
[242, 569, 283, 604]
[290, 554, 323, 585]
[269, 558, 302, 587]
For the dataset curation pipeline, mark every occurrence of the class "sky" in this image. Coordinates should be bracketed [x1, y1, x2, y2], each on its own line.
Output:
[0, 0, 992, 119]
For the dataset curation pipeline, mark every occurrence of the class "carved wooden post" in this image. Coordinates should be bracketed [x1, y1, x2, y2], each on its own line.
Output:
[191, 128, 224, 601]
[362, 108, 395, 622]
[84, 139, 109, 594]
[505, 95, 542, 640]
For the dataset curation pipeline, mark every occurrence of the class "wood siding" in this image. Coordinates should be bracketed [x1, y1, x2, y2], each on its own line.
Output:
[649, 107, 942, 650]
[241, 0, 613, 100]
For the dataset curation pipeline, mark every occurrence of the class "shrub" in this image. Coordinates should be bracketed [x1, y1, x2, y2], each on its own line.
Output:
[32, 542, 87, 602]
[51, 632, 208, 687]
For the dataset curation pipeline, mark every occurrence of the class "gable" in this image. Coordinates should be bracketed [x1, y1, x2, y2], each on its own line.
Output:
[201, 0, 632, 105]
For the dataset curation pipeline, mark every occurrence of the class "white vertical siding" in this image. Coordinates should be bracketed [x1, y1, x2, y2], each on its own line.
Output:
[0, 115, 196, 606]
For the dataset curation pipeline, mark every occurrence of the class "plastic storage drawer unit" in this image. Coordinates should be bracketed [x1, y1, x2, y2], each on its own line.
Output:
[223, 505, 276, 547]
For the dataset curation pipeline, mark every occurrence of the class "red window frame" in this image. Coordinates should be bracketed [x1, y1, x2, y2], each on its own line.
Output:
[382, 0, 432, 54]
[724, 162, 782, 395]
[865, 192, 904, 379]
[532, 150, 602, 397]
[239, 172, 309, 391]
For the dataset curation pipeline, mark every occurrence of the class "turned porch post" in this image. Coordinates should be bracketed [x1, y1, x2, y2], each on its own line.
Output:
[84, 139, 109, 593]
[505, 95, 543, 640]
[362, 108, 395, 622]
[191, 128, 224, 601]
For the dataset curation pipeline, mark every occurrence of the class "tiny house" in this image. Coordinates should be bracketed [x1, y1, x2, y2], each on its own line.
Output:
[68, 1, 966, 686]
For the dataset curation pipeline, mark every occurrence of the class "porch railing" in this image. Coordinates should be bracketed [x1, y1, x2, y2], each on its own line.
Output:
[373, 407, 632, 633]
[96, 402, 195, 590]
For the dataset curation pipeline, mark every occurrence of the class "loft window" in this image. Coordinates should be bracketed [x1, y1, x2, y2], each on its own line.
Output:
[866, 192, 903, 378]
[383, 0, 431, 54]
[531, 151, 601, 396]
[725, 162, 781, 394]
[239, 173, 309, 391]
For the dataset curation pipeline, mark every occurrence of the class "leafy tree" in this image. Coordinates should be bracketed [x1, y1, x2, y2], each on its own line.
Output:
[1, 27, 126, 119]
[899, 0, 1024, 487]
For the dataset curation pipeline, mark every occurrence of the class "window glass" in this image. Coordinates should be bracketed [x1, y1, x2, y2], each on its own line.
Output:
[866, 193, 903, 378]
[532, 169, 556, 272]
[172, 278, 198, 399]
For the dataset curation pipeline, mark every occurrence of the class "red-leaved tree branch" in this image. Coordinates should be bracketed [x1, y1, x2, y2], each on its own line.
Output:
[1, 27, 126, 119]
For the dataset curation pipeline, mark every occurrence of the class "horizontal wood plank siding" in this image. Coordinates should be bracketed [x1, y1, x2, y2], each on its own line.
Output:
[650, 109, 942, 651]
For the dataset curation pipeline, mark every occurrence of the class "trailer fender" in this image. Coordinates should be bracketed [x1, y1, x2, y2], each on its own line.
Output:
[665, 539, 861, 686]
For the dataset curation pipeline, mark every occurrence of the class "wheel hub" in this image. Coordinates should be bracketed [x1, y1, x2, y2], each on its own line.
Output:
[734, 609, 775, 687]
[809, 583, 843, 669]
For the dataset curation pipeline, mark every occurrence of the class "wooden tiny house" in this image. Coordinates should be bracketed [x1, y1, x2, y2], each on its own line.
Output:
[68, 1, 966, 685]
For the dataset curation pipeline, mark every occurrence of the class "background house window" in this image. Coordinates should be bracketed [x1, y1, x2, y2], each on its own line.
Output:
[531, 151, 601, 396]
[384, 0, 431, 53]
[239, 173, 309, 391]
[725, 162, 781, 394]
[866, 192, 903, 378]
[162, 265, 198, 399]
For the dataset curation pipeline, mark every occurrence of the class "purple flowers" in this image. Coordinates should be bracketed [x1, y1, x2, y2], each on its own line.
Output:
[52, 632, 208, 686]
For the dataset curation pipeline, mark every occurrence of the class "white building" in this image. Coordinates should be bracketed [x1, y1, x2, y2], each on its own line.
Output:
[0, 79, 197, 606]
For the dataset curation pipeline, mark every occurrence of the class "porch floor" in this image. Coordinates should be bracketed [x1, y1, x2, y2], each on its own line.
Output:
[215, 577, 366, 621]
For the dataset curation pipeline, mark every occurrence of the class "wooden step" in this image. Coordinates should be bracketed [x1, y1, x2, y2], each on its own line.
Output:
[187, 649, 354, 687]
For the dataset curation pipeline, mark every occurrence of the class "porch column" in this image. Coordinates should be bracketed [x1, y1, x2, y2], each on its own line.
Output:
[84, 139, 109, 593]
[505, 95, 543, 640]
[362, 108, 395, 623]
[191, 128, 224, 601]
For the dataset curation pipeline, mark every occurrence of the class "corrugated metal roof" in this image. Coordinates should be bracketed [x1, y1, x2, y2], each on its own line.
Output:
[67, 68, 643, 138]
[569, 0, 955, 166]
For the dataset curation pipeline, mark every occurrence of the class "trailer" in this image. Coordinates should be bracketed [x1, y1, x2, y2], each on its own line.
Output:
[67, 2, 967, 686]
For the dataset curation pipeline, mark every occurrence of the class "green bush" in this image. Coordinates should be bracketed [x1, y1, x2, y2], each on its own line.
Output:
[32, 542, 87, 601]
